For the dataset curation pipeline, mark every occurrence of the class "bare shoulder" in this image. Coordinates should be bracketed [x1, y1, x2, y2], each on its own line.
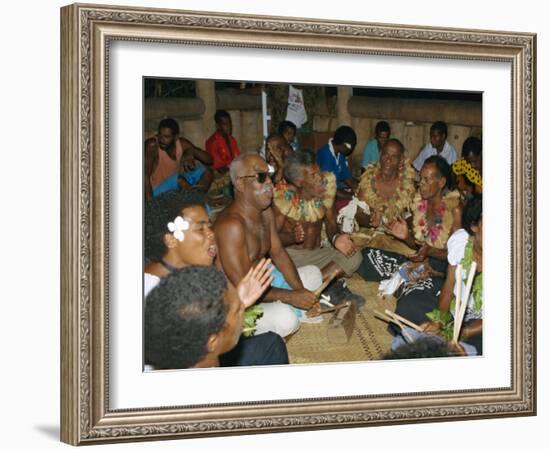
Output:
[451, 204, 464, 231]
[144, 137, 158, 153]
[214, 209, 246, 234]
[452, 203, 463, 218]
[178, 136, 195, 150]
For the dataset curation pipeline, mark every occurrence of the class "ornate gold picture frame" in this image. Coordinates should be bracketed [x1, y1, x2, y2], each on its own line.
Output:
[60, 3, 536, 445]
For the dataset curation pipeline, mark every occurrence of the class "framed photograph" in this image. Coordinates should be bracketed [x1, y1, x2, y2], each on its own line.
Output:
[60, 3, 536, 445]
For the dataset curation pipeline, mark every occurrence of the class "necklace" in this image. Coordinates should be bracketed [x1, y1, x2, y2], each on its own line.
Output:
[412, 190, 460, 249]
[274, 173, 336, 222]
[358, 160, 416, 222]
[159, 258, 180, 273]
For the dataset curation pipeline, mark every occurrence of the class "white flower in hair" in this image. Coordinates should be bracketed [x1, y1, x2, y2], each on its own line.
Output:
[267, 164, 275, 175]
[167, 216, 190, 242]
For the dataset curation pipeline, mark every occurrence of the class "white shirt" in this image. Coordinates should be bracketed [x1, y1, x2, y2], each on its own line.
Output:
[447, 229, 482, 321]
[413, 140, 458, 171]
[144, 272, 161, 297]
[143, 272, 162, 371]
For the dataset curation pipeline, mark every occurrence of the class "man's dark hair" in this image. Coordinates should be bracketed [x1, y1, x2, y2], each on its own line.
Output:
[265, 133, 281, 147]
[382, 336, 457, 360]
[382, 138, 405, 155]
[430, 120, 448, 137]
[158, 117, 180, 135]
[462, 136, 482, 159]
[375, 120, 391, 135]
[144, 189, 206, 262]
[423, 155, 453, 191]
[145, 266, 228, 369]
[284, 148, 317, 184]
[462, 195, 482, 235]
[214, 109, 231, 124]
[332, 125, 357, 149]
[278, 120, 297, 135]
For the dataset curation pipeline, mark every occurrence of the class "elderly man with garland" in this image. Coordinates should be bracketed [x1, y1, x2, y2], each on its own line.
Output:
[357, 155, 461, 326]
[272, 149, 365, 306]
[355, 138, 416, 230]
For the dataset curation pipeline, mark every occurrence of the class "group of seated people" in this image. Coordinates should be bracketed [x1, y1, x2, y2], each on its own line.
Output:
[143, 112, 483, 369]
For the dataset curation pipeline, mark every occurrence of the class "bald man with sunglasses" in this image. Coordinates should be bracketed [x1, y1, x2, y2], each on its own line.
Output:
[214, 154, 322, 338]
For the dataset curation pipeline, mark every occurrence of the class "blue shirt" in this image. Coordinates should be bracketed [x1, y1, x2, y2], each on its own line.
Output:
[316, 141, 350, 189]
[152, 163, 206, 197]
[362, 138, 380, 167]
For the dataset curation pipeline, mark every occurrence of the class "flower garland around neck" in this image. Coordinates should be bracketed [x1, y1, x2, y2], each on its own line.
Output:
[426, 234, 483, 342]
[416, 199, 447, 242]
[167, 216, 190, 241]
[456, 236, 483, 314]
[273, 172, 336, 222]
[357, 160, 415, 223]
[412, 190, 459, 249]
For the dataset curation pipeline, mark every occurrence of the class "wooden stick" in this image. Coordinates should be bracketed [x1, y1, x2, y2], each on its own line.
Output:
[374, 310, 405, 330]
[373, 310, 401, 328]
[385, 309, 423, 332]
[312, 271, 338, 298]
[452, 265, 463, 344]
[454, 262, 478, 343]
[374, 311, 415, 343]
[319, 301, 350, 314]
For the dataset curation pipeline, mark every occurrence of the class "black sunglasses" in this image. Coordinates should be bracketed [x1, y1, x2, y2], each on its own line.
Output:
[238, 171, 271, 184]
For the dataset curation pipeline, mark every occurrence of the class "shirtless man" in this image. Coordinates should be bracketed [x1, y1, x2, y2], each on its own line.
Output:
[214, 154, 321, 337]
[144, 118, 213, 201]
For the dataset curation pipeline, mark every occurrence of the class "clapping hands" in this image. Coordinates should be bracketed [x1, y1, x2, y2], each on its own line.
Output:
[236, 258, 274, 308]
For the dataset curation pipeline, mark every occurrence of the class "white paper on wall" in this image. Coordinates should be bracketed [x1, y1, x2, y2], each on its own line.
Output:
[285, 85, 308, 127]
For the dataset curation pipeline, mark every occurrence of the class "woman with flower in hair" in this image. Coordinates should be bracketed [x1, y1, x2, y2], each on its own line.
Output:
[144, 189, 288, 368]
